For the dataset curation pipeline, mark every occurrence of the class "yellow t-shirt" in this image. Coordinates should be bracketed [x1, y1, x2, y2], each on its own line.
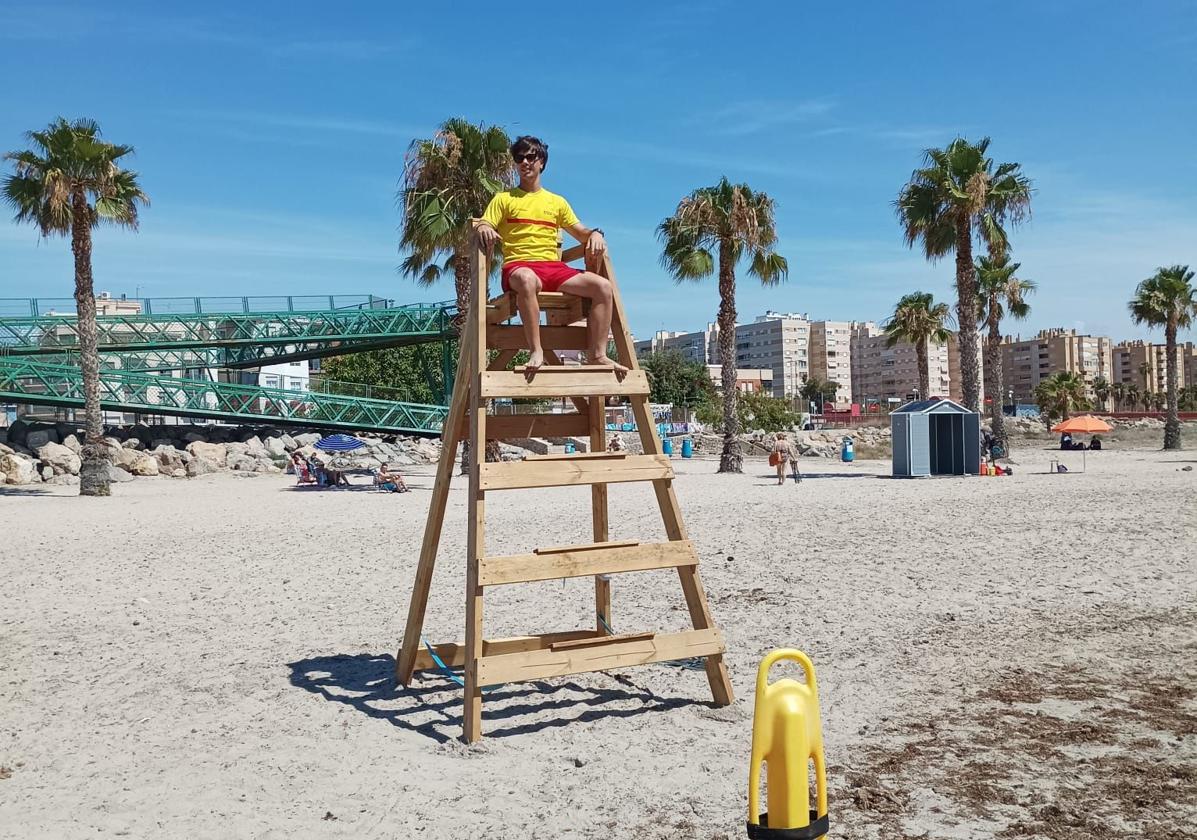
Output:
[480, 188, 580, 263]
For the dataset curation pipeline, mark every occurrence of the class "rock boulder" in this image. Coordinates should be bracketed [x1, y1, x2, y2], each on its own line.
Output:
[1, 453, 37, 485]
[37, 441, 82, 476]
[186, 441, 226, 463]
[130, 454, 160, 476]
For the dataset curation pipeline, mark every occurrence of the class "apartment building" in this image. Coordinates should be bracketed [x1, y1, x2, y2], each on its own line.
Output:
[632, 324, 718, 365]
[1184, 343, 1197, 390]
[1112, 340, 1186, 394]
[849, 321, 950, 404]
[706, 366, 775, 394]
[732, 312, 810, 398]
[1000, 329, 1113, 404]
[808, 321, 853, 405]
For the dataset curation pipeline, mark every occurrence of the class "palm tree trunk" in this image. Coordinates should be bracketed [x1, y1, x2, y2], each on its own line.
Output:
[1164, 319, 1180, 449]
[953, 217, 980, 411]
[453, 250, 472, 474]
[71, 189, 109, 496]
[916, 340, 930, 401]
[716, 242, 741, 473]
[987, 313, 1007, 446]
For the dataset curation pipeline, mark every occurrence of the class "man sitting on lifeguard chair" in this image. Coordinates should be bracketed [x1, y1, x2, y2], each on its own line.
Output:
[476, 135, 628, 375]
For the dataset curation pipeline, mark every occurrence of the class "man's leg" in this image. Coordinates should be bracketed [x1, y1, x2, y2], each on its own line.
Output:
[556, 272, 629, 373]
[508, 268, 545, 370]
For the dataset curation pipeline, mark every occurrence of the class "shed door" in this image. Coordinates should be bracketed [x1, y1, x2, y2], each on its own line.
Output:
[892, 414, 909, 476]
[909, 415, 931, 475]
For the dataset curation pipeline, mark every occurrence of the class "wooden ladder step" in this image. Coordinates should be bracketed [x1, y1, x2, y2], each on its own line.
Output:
[476, 628, 725, 686]
[478, 453, 673, 491]
[410, 630, 599, 672]
[480, 368, 649, 398]
[487, 325, 589, 351]
[479, 539, 698, 586]
[485, 412, 589, 440]
[486, 292, 582, 325]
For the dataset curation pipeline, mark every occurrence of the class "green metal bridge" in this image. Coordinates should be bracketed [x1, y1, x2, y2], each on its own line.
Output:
[0, 295, 457, 435]
[0, 358, 450, 435]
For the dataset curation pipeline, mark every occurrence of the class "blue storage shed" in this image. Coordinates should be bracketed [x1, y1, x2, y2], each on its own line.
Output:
[891, 398, 981, 477]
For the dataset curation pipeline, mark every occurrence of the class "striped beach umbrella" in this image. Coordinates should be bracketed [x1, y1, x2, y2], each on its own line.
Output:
[314, 433, 366, 452]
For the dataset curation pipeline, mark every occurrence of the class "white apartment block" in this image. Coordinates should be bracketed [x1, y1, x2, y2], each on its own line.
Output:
[733, 312, 810, 398]
[808, 321, 853, 406]
[632, 325, 718, 365]
[850, 321, 950, 404]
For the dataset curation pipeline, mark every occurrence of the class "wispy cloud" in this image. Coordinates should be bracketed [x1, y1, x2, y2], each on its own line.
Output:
[170, 109, 429, 145]
[0, 6, 405, 60]
[702, 98, 837, 136]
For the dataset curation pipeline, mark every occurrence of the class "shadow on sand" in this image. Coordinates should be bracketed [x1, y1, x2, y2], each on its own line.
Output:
[287, 651, 707, 743]
[0, 485, 53, 496]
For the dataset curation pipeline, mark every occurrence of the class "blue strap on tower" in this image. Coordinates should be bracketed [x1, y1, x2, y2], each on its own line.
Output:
[421, 637, 502, 691]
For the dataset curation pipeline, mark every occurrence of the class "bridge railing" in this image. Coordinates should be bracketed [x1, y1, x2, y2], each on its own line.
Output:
[0, 294, 402, 317]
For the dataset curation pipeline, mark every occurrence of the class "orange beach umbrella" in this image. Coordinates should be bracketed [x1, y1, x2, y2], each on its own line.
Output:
[1051, 415, 1112, 434]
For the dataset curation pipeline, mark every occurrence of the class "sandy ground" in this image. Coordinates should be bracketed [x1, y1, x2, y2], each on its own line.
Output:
[1, 444, 1194, 839]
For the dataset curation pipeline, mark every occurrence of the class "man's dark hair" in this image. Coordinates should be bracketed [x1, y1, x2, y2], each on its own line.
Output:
[511, 135, 549, 171]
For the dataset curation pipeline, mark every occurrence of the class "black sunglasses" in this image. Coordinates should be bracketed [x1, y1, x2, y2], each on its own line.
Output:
[514, 152, 541, 163]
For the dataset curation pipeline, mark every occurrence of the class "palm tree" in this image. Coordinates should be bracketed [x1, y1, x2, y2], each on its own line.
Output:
[975, 253, 1035, 444]
[658, 177, 788, 473]
[896, 137, 1032, 412]
[883, 292, 953, 401]
[3, 118, 148, 496]
[1130, 265, 1196, 449]
[1091, 376, 1111, 413]
[1126, 383, 1141, 412]
[1110, 381, 1126, 412]
[1033, 371, 1090, 423]
[1138, 360, 1153, 395]
[398, 118, 512, 325]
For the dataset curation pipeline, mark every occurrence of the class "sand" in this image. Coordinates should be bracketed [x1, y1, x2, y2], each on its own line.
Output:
[1, 445, 1194, 839]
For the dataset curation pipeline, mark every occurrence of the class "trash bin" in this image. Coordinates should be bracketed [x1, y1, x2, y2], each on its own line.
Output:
[841, 436, 854, 462]
[564, 441, 575, 454]
[681, 438, 693, 458]
[662, 438, 673, 456]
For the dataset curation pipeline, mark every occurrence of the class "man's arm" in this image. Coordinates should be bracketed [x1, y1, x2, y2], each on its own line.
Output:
[563, 222, 607, 257]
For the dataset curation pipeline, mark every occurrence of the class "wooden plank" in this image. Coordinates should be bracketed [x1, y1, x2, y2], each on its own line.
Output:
[514, 363, 615, 373]
[410, 630, 599, 672]
[478, 540, 697, 587]
[524, 451, 627, 462]
[487, 325, 588, 351]
[589, 390, 610, 633]
[485, 412, 589, 440]
[534, 539, 639, 555]
[543, 349, 591, 416]
[476, 628, 725, 686]
[395, 322, 475, 686]
[550, 631, 654, 651]
[463, 239, 490, 743]
[479, 368, 649, 399]
[478, 454, 673, 491]
[486, 292, 578, 324]
[560, 242, 586, 264]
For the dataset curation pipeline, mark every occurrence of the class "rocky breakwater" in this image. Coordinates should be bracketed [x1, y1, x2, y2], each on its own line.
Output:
[0, 419, 441, 487]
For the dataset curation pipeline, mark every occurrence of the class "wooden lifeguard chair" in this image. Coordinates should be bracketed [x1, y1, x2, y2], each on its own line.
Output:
[395, 229, 733, 742]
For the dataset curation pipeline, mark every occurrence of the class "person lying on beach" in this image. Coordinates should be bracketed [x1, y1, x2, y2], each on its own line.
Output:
[477, 135, 626, 375]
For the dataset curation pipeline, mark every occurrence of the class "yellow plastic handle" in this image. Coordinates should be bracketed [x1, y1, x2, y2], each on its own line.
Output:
[754, 648, 817, 696]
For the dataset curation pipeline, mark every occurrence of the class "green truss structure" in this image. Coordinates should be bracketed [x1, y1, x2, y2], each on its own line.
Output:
[0, 303, 454, 357]
[0, 359, 449, 435]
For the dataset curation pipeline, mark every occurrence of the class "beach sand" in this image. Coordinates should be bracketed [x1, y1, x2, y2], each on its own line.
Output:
[2, 446, 1194, 838]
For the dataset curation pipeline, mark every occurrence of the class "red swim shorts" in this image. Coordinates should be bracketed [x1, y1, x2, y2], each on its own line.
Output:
[501, 261, 581, 293]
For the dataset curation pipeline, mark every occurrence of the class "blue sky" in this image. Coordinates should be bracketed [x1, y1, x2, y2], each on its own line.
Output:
[1, 1, 1195, 343]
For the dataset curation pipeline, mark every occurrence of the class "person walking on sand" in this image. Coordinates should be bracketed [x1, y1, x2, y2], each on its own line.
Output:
[477, 135, 627, 375]
[771, 432, 798, 485]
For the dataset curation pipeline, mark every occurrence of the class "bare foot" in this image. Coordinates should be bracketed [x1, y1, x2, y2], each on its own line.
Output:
[523, 350, 544, 380]
[588, 355, 629, 377]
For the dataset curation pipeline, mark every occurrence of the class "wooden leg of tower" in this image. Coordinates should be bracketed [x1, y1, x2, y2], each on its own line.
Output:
[605, 264, 734, 706]
[463, 242, 489, 743]
[589, 396, 610, 632]
[396, 327, 475, 685]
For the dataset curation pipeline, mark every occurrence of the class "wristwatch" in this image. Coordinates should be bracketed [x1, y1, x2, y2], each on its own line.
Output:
[589, 228, 604, 237]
